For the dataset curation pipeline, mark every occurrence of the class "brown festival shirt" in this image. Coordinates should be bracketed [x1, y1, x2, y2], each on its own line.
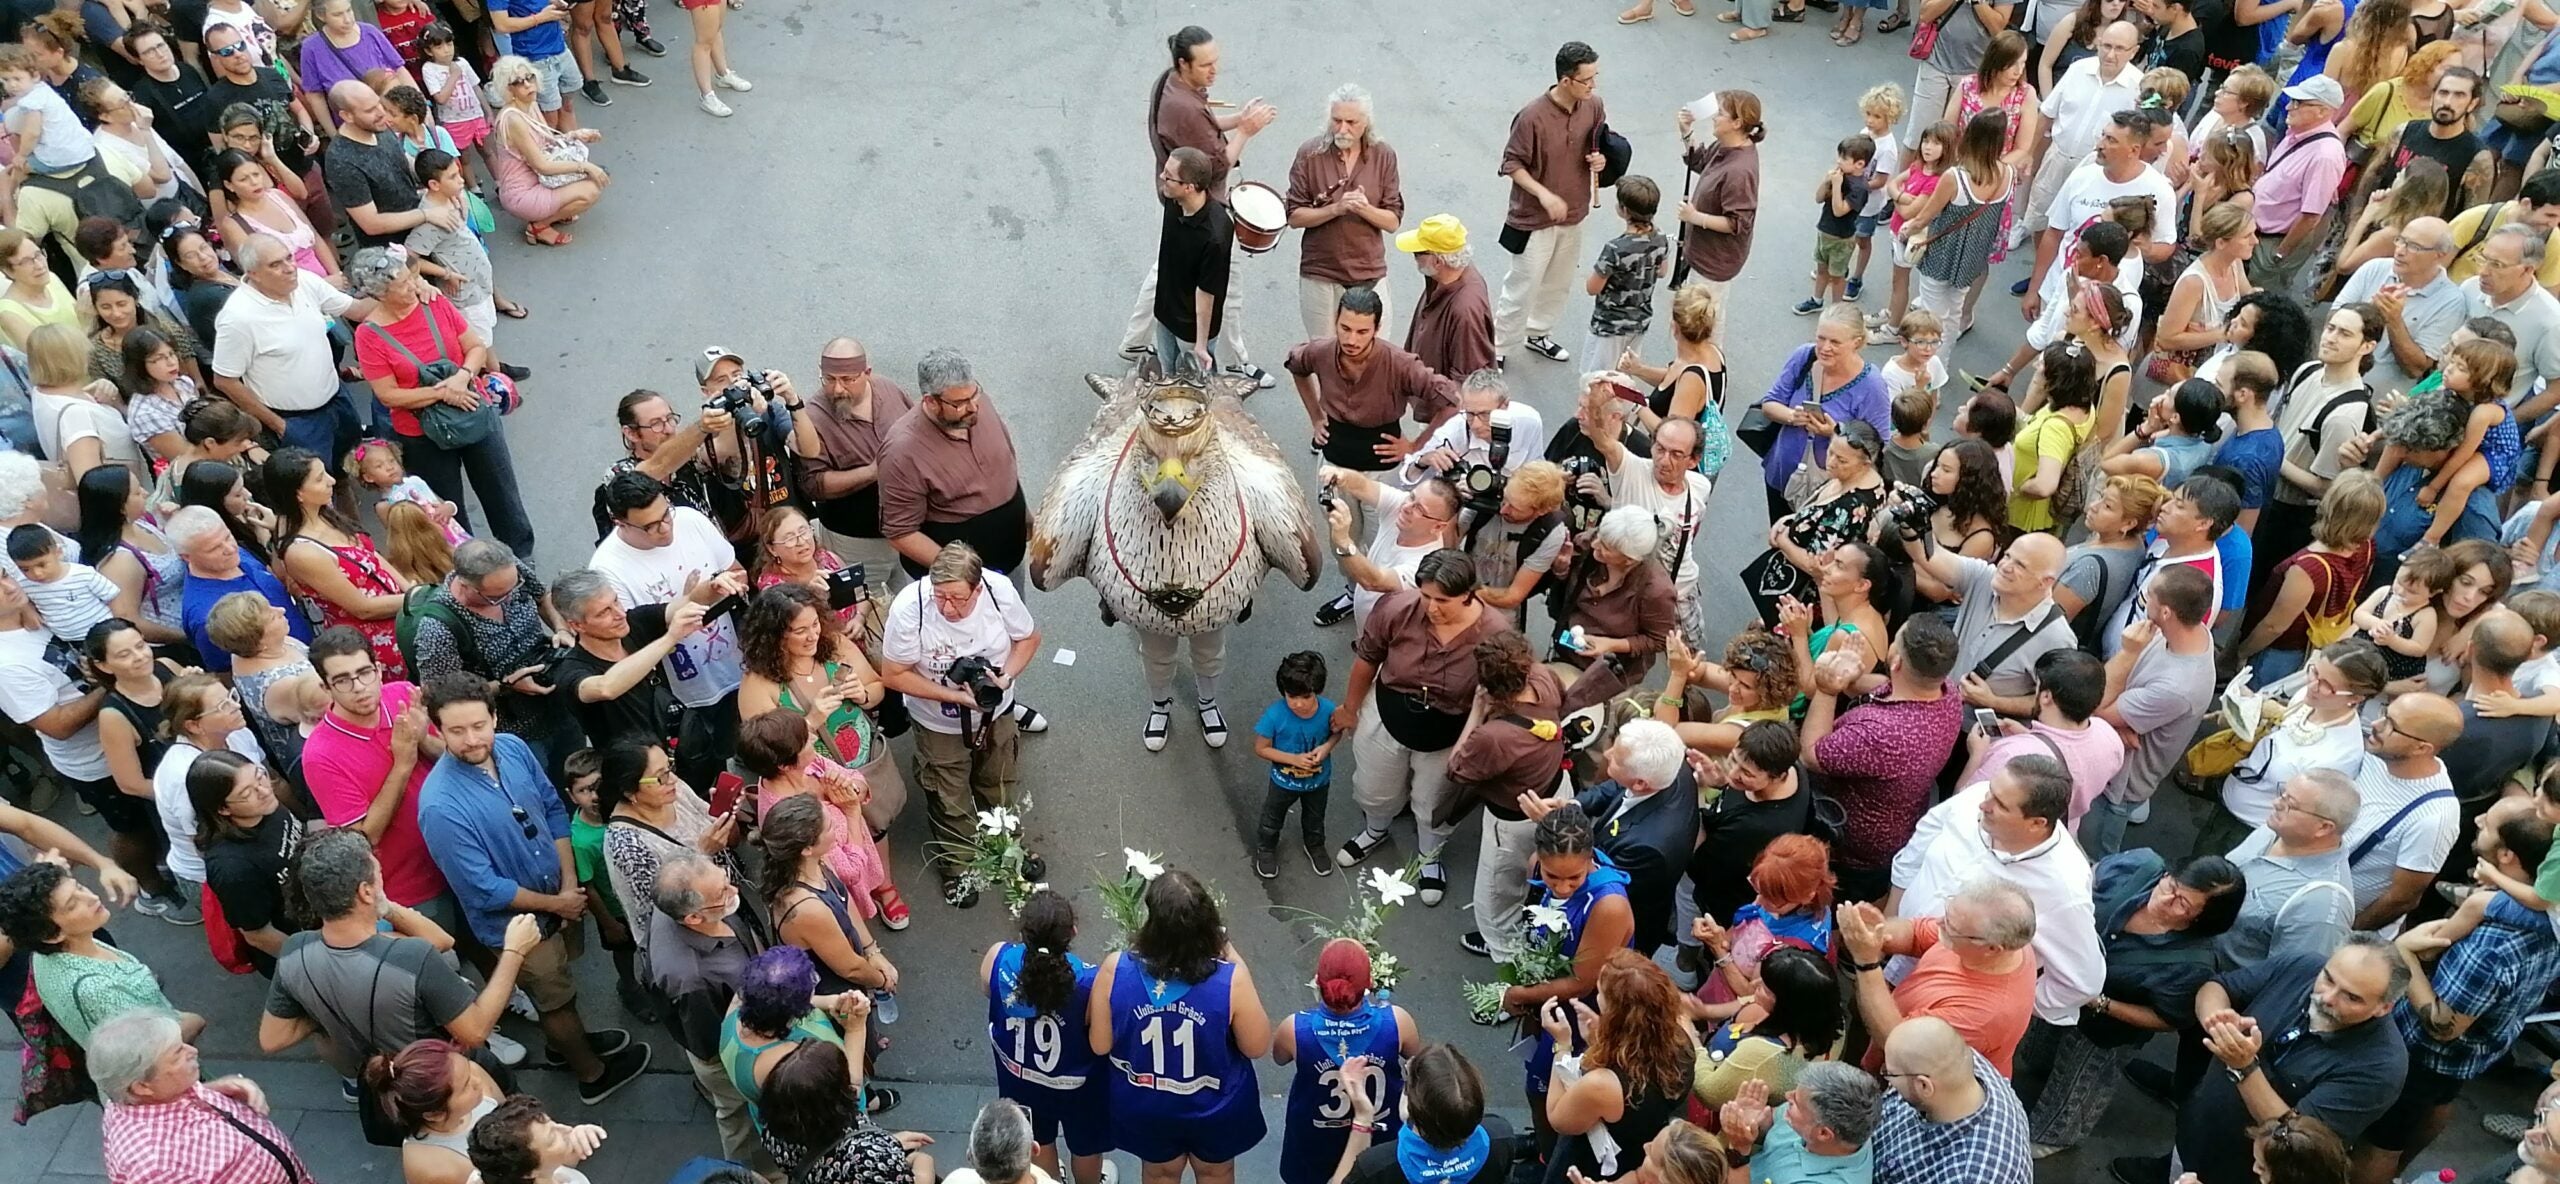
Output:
[1443, 663, 1568, 820]
[1283, 338, 1459, 431]
[800, 377, 916, 480]
[874, 401, 1022, 538]
[1561, 559, 1678, 684]
[1500, 89, 1606, 232]
[1681, 139, 1761, 283]
[1284, 134, 1404, 285]
[1352, 589, 1512, 714]
[1405, 267, 1497, 381]
[1152, 70, 1230, 200]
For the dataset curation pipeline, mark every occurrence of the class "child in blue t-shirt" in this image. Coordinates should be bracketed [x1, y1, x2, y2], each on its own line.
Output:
[1251, 650, 1344, 881]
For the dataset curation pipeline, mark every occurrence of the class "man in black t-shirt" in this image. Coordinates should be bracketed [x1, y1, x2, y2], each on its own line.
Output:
[2351, 68, 2493, 222]
[323, 81, 451, 249]
[1679, 719, 1817, 975]
[202, 23, 316, 178]
[548, 567, 700, 763]
[1151, 145, 1235, 374]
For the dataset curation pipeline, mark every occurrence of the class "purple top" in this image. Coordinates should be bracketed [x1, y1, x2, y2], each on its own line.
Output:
[1756, 343, 1891, 491]
[298, 24, 404, 99]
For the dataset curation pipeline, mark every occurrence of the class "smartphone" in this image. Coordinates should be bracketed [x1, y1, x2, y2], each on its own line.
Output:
[1970, 707, 2000, 735]
[826, 563, 869, 612]
[705, 591, 748, 623]
[708, 771, 747, 820]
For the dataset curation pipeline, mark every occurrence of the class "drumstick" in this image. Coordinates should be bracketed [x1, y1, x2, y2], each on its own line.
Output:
[1207, 99, 1235, 109]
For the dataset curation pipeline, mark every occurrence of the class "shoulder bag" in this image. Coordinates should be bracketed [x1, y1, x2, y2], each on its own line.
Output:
[1736, 347, 1812, 459]
[1908, 0, 1958, 59]
[2348, 788, 2457, 866]
[362, 309, 495, 449]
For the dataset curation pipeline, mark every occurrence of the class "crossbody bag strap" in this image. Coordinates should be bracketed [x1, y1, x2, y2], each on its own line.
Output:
[2348, 788, 2456, 866]
[361, 313, 452, 377]
[1971, 602, 2064, 680]
[199, 1094, 306, 1184]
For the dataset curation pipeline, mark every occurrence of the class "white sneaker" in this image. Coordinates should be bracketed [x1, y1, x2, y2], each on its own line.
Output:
[699, 92, 733, 117]
[714, 71, 753, 91]
[485, 1031, 528, 1067]
[507, 988, 541, 1022]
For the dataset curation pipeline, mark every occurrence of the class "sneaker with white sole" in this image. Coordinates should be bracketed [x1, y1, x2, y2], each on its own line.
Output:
[1142, 700, 1171, 752]
[134, 891, 202, 926]
[714, 71, 753, 91]
[485, 1031, 528, 1066]
[1010, 700, 1050, 733]
[507, 988, 541, 1023]
[1335, 828, 1391, 868]
[577, 1042, 653, 1105]
[1523, 335, 1568, 362]
[1198, 700, 1228, 748]
[699, 92, 733, 117]
[609, 65, 651, 86]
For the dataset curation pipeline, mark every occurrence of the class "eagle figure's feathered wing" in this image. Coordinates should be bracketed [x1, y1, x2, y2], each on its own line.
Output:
[1029, 372, 1320, 636]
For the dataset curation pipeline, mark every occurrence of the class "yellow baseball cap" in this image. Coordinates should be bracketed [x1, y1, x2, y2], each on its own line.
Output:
[1395, 214, 1468, 254]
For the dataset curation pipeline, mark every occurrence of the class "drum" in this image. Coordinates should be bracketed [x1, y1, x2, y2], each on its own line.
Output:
[1229, 181, 1286, 255]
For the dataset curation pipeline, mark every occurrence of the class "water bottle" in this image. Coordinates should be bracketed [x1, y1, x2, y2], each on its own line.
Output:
[871, 989, 900, 1025]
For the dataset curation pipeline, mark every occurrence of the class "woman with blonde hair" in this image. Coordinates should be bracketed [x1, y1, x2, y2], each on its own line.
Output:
[2236, 469, 2385, 686]
[29, 321, 139, 484]
[484, 55, 607, 246]
[2054, 473, 2167, 641]
[1615, 283, 1726, 449]
[2185, 129, 2262, 232]
[2341, 41, 2461, 152]
[2191, 65, 2276, 162]
[378, 499, 456, 585]
[2153, 203, 2259, 382]
[1541, 950, 1699, 1180]
[2321, 0, 2418, 117]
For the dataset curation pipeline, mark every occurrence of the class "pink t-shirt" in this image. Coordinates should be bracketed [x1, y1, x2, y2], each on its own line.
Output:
[300, 680, 447, 907]
[1972, 720, 2128, 827]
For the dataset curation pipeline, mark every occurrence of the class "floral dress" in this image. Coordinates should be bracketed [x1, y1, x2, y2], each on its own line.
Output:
[1741, 483, 1889, 625]
[288, 532, 406, 679]
[1955, 75, 2030, 263]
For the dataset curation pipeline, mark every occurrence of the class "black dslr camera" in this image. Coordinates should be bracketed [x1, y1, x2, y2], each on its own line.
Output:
[943, 655, 1007, 711]
[706, 368, 775, 438]
[1557, 453, 1609, 533]
[1883, 486, 1938, 542]
[1454, 421, 1514, 516]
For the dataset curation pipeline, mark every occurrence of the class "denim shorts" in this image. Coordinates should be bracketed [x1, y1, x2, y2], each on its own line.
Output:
[529, 50, 584, 112]
[1854, 211, 1883, 238]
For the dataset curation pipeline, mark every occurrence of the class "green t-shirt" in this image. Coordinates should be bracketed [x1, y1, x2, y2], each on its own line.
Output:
[568, 813, 625, 921]
[2535, 851, 2560, 906]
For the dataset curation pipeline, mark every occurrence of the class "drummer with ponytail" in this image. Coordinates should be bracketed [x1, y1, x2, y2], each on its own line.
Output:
[977, 887, 1113, 1184]
[1273, 938, 1421, 1184]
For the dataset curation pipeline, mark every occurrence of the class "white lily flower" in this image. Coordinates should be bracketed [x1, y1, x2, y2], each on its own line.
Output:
[1525, 903, 1569, 933]
[1124, 848, 1165, 880]
[976, 807, 1021, 835]
[1367, 868, 1417, 907]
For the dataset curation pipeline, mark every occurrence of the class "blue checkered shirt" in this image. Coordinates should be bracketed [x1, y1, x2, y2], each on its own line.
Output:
[1871, 1050, 2034, 1184]
[2393, 902, 2560, 1081]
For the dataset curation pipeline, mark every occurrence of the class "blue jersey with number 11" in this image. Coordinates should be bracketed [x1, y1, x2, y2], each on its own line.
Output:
[1106, 957, 1258, 1126]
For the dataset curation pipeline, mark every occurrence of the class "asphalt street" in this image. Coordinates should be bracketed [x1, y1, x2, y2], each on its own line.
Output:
[0, 1, 2545, 1180]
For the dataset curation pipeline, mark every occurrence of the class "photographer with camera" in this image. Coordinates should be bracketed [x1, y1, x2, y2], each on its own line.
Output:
[1576, 379, 1714, 646]
[1453, 459, 1567, 624]
[403, 538, 579, 776]
[1316, 467, 1460, 631]
[600, 388, 746, 542]
[1888, 505, 2074, 719]
[695, 345, 811, 562]
[546, 567, 721, 783]
[586, 471, 752, 792]
[1289, 287, 1460, 626]
[1549, 504, 1678, 707]
[1394, 370, 1545, 490]
[876, 541, 1041, 910]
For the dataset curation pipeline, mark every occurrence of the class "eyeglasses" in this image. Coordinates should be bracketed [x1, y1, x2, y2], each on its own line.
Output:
[2272, 796, 2341, 826]
[619, 514, 676, 536]
[772, 527, 815, 547]
[2394, 235, 2451, 253]
[210, 42, 249, 57]
[633, 413, 681, 434]
[324, 663, 381, 691]
[508, 805, 539, 840]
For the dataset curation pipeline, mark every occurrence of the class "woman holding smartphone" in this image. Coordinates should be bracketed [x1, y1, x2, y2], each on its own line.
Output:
[737, 584, 908, 929]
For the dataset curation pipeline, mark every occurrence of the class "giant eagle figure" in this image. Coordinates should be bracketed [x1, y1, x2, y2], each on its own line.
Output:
[1029, 367, 1322, 635]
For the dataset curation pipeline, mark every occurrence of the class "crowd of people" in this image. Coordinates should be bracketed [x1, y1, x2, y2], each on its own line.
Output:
[7, 2, 2560, 1184]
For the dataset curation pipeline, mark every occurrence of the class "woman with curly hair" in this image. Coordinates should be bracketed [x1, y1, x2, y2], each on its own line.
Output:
[1907, 439, 2008, 609]
[718, 943, 894, 1120]
[0, 859, 202, 1047]
[1653, 626, 1797, 754]
[1089, 868, 1273, 1183]
[462, 1093, 608, 1184]
[1541, 950, 1699, 1181]
[2320, 0, 2416, 116]
[2200, 290, 2314, 395]
[736, 583, 904, 922]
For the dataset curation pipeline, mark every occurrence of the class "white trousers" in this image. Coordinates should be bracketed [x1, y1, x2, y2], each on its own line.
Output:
[1123, 260, 1254, 365]
[1132, 626, 1227, 703]
[1909, 65, 1962, 141]
[1493, 221, 1586, 356]
[1299, 274, 1397, 342]
[2017, 147, 2077, 254]
[1474, 814, 1540, 961]
[1350, 697, 1456, 860]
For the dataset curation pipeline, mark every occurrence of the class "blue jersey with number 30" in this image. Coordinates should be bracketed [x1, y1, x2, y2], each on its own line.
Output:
[1279, 1001, 1405, 1184]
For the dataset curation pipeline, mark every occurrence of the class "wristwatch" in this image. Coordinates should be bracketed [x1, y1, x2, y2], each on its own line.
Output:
[1847, 957, 1883, 974]
[1724, 1146, 1754, 1169]
[2223, 1060, 2259, 1084]
[1334, 542, 1359, 558]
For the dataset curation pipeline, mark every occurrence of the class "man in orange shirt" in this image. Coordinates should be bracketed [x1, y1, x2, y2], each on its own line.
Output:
[1840, 878, 2040, 1075]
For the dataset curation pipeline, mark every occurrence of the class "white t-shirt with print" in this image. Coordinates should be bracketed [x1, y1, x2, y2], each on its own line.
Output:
[2039, 160, 2179, 308]
[1609, 448, 1711, 594]
[881, 573, 1037, 734]
[0, 627, 107, 781]
[587, 506, 743, 709]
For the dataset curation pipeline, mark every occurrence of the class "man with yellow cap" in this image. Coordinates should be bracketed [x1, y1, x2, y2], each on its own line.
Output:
[1401, 214, 1498, 383]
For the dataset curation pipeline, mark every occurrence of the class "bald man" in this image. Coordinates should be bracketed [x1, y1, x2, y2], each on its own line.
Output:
[2334, 215, 2467, 398]
[793, 336, 917, 573]
[324, 79, 458, 250]
[2346, 691, 2464, 932]
[1902, 529, 2076, 717]
[1869, 1017, 2032, 1184]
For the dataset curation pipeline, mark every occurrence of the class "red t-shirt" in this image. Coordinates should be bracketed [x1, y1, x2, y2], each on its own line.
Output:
[352, 295, 471, 439]
[300, 680, 448, 907]
[377, 7, 434, 66]
[1859, 918, 2039, 1077]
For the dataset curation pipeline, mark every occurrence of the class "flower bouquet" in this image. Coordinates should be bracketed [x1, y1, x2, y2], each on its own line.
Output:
[1460, 902, 1577, 1024]
[1095, 847, 1164, 947]
[929, 806, 1044, 914]
[1277, 862, 1421, 993]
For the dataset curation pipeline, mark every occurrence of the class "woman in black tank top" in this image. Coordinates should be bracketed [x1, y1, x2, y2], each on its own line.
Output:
[84, 618, 186, 906]
[1618, 284, 1728, 437]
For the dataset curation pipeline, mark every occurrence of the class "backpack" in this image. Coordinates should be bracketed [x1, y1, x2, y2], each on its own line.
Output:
[392, 585, 478, 677]
[2042, 408, 2099, 528]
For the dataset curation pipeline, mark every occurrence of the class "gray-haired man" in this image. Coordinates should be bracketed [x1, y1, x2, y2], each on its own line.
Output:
[1719, 1061, 1884, 1184]
[1284, 83, 1406, 340]
[406, 539, 575, 773]
[649, 852, 774, 1174]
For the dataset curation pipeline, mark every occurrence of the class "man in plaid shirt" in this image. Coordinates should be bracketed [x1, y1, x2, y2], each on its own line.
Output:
[92, 1010, 310, 1184]
[1871, 1017, 2034, 1184]
[2359, 800, 2560, 1184]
